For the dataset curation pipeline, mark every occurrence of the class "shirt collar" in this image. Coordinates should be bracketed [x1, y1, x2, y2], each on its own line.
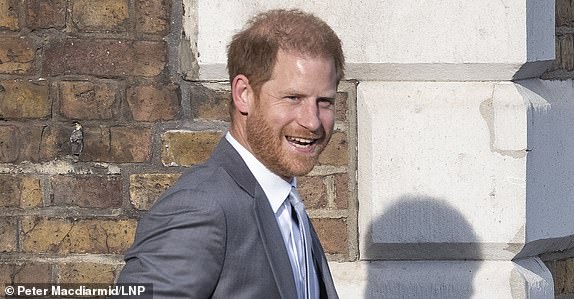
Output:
[225, 132, 293, 213]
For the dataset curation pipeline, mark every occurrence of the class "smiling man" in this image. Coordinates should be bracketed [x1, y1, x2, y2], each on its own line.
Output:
[116, 9, 344, 299]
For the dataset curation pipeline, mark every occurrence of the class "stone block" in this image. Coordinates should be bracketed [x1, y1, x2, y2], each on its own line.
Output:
[311, 217, 348, 255]
[129, 173, 181, 210]
[127, 84, 181, 122]
[161, 130, 222, 166]
[71, 0, 129, 32]
[26, 0, 67, 29]
[0, 217, 17, 252]
[58, 262, 119, 284]
[330, 258, 554, 298]
[82, 126, 152, 163]
[0, 37, 35, 74]
[187, 0, 554, 81]
[0, 80, 51, 119]
[51, 175, 122, 208]
[21, 217, 137, 254]
[43, 39, 166, 77]
[136, 0, 170, 35]
[59, 81, 119, 120]
[0, 0, 19, 30]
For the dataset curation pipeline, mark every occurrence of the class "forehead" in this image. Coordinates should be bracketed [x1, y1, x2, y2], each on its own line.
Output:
[266, 50, 337, 93]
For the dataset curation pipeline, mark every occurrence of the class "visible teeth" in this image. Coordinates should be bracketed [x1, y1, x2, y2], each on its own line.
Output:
[287, 136, 315, 147]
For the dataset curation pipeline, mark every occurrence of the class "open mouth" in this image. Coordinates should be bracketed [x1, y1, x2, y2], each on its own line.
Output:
[286, 136, 318, 149]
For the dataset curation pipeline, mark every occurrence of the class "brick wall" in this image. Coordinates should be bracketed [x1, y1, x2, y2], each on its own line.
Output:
[542, 1, 574, 298]
[0, 0, 358, 290]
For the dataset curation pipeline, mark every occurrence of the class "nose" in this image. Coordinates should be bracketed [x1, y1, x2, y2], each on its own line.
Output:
[297, 99, 321, 131]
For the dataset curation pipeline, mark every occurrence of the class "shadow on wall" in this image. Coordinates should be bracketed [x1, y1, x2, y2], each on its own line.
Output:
[365, 195, 482, 299]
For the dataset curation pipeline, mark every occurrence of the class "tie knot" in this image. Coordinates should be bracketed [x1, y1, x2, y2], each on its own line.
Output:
[289, 186, 303, 206]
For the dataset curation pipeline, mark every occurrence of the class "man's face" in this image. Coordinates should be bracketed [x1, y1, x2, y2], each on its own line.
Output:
[246, 50, 337, 179]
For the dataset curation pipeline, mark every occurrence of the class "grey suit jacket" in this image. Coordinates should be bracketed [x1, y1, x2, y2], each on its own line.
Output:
[116, 138, 339, 299]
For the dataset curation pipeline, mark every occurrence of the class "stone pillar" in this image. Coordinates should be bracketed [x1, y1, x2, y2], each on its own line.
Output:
[183, 0, 574, 297]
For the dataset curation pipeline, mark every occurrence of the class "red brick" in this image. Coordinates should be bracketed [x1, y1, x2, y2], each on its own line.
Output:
[0, 217, 17, 252]
[59, 81, 119, 120]
[38, 124, 75, 160]
[190, 84, 231, 121]
[82, 126, 152, 163]
[51, 175, 122, 208]
[21, 217, 137, 254]
[0, 37, 36, 74]
[71, 0, 129, 32]
[136, 0, 170, 35]
[334, 174, 349, 209]
[297, 176, 328, 209]
[43, 39, 166, 77]
[26, 0, 67, 29]
[0, 80, 51, 119]
[335, 91, 348, 122]
[311, 217, 348, 255]
[161, 131, 222, 166]
[319, 131, 348, 166]
[0, 0, 19, 30]
[127, 84, 181, 121]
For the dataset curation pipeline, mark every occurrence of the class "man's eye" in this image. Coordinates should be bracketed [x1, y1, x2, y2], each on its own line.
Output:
[286, 96, 299, 101]
[318, 99, 335, 108]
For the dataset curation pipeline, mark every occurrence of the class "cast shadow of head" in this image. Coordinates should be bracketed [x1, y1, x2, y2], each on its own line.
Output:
[364, 195, 482, 299]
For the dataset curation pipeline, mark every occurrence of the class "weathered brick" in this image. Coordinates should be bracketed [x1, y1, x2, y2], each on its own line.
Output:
[298, 176, 327, 209]
[559, 34, 574, 71]
[59, 81, 119, 120]
[136, 0, 170, 35]
[551, 258, 574, 295]
[58, 262, 118, 284]
[21, 177, 43, 208]
[43, 39, 166, 77]
[0, 80, 51, 119]
[0, 0, 19, 30]
[319, 131, 348, 166]
[39, 124, 75, 160]
[334, 174, 349, 209]
[0, 125, 43, 163]
[0, 37, 36, 74]
[311, 217, 348, 255]
[0, 175, 20, 207]
[51, 175, 122, 208]
[556, 0, 574, 27]
[0, 217, 17, 252]
[71, 0, 129, 32]
[0, 175, 42, 208]
[21, 217, 136, 254]
[161, 131, 222, 166]
[130, 173, 181, 210]
[127, 84, 180, 122]
[190, 84, 231, 121]
[335, 91, 348, 122]
[0, 262, 52, 284]
[82, 126, 152, 163]
[26, 0, 67, 29]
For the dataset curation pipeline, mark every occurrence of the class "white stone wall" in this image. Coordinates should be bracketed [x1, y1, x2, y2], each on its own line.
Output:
[183, 0, 574, 297]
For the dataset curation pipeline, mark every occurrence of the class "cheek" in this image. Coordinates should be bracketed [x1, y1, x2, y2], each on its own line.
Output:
[319, 110, 336, 130]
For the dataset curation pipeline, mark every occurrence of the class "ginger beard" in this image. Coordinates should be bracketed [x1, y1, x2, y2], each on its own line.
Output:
[245, 96, 333, 179]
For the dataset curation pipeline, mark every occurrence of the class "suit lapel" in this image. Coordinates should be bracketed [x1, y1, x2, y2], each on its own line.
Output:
[213, 138, 298, 299]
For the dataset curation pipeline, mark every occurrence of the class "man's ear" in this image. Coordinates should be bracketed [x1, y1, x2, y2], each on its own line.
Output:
[231, 74, 252, 115]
